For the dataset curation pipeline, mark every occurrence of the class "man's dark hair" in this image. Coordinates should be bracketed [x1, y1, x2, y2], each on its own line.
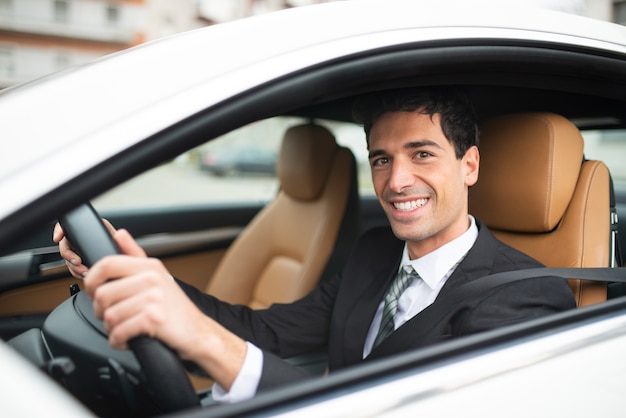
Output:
[352, 86, 479, 159]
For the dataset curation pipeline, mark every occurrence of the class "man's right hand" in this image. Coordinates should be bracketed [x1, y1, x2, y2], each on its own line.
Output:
[53, 220, 249, 393]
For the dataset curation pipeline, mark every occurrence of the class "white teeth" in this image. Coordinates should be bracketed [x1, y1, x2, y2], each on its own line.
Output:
[393, 198, 428, 211]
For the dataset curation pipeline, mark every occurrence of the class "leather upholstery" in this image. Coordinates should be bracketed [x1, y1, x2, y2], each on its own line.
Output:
[205, 123, 358, 309]
[470, 112, 610, 307]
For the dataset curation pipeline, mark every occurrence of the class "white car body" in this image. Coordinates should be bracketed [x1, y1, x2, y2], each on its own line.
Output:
[1, 1, 626, 416]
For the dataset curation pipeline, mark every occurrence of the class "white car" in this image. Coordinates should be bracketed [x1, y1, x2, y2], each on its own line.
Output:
[1, 1, 625, 416]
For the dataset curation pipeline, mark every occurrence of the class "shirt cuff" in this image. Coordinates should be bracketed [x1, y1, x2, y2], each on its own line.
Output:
[211, 342, 263, 403]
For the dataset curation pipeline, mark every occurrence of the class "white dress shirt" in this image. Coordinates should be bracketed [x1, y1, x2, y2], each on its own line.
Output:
[362, 216, 478, 357]
[213, 216, 479, 403]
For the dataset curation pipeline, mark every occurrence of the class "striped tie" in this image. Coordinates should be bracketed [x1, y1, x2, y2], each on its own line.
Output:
[373, 266, 419, 348]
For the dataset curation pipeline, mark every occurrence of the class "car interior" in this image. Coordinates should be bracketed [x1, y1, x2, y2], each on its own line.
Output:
[185, 122, 361, 391]
[2, 5, 626, 412]
[1, 78, 626, 415]
[202, 123, 359, 309]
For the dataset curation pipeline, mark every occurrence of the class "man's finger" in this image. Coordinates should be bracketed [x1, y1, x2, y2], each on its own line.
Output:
[113, 229, 147, 258]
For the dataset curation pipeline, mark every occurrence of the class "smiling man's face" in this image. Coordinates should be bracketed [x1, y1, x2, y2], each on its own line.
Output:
[368, 110, 479, 259]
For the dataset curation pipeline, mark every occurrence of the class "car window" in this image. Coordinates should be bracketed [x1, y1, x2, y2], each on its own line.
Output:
[582, 129, 626, 187]
[92, 116, 374, 211]
[62, 121, 626, 212]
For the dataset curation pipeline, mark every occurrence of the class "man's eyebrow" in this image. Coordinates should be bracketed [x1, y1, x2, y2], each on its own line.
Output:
[368, 149, 386, 159]
[404, 140, 443, 150]
[369, 140, 444, 158]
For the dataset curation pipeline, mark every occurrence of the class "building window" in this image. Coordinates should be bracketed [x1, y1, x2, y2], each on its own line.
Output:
[0, 46, 15, 78]
[615, 1, 626, 25]
[55, 51, 71, 71]
[0, 0, 13, 14]
[54, 0, 69, 23]
[106, 4, 120, 26]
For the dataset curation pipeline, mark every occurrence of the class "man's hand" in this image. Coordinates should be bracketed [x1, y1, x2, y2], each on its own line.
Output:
[52, 218, 117, 279]
[55, 223, 247, 391]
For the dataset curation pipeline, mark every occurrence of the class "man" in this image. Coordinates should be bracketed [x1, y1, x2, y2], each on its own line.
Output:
[54, 87, 576, 402]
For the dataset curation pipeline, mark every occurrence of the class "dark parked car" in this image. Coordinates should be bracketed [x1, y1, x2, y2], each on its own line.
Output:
[0, 1, 626, 416]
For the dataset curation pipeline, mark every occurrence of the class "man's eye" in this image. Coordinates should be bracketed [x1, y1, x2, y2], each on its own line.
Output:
[371, 157, 389, 166]
[415, 151, 432, 159]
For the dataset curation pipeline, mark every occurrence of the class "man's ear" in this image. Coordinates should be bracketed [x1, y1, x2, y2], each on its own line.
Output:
[464, 146, 480, 187]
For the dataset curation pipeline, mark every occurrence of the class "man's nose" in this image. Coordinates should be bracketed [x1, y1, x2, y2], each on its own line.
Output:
[388, 159, 414, 192]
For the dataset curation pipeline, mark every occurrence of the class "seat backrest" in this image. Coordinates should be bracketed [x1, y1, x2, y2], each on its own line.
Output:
[205, 123, 359, 309]
[470, 112, 611, 307]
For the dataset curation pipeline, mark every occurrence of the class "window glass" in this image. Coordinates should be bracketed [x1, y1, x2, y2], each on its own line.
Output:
[582, 129, 626, 187]
[106, 4, 120, 26]
[54, 0, 69, 23]
[93, 116, 373, 211]
[54, 51, 71, 72]
[614, 1, 626, 26]
[0, 0, 11, 14]
[0, 46, 14, 78]
[318, 118, 374, 196]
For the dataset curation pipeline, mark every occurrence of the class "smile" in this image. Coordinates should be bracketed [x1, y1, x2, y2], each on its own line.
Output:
[393, 198, 428, 211]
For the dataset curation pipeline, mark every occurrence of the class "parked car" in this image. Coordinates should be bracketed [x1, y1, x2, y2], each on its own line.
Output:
[199, 147, 277, 176]
[1, 1, 626, 417]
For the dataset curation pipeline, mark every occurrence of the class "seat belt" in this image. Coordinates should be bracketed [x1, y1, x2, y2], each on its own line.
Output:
[475, 266, 626, 285]
[454, 267, 626, 307]
[414, 267, 626, 328]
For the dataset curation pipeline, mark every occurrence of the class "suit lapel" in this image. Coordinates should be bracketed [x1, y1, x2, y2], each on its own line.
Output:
[340, 228, 403, 367]
[437, 220, 499, 297]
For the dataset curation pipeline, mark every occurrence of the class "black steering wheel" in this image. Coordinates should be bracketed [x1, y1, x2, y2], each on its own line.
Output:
[56, 202, 200, 415]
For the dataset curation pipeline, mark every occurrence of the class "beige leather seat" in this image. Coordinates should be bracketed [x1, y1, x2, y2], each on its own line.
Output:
[470, 112, 611, 307]
[204, 123, 359, 309]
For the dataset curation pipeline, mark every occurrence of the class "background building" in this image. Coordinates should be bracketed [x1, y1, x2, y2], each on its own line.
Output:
[0, 0, 620, 89]
[0, 0, 146, 88]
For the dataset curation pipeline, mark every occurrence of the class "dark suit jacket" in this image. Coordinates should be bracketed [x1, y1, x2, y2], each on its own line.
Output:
[177, 220, 576, 390]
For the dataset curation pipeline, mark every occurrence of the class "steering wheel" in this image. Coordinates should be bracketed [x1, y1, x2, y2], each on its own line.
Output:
[57, 202, 200, 414]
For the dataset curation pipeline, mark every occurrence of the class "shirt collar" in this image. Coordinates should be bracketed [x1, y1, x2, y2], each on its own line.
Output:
[399, 215, 478, 290]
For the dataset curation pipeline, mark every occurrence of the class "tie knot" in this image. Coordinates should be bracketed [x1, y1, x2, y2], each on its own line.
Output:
[387, 266, 417, 302]
[400, 265, 419, 284]
[402, 265, 418, 278]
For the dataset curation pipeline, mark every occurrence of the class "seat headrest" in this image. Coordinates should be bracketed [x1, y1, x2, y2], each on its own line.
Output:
[277, 124, 338, 201]
[470, 113, 584, 233]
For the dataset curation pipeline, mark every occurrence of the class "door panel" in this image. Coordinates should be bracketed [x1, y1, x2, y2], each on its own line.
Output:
[0, 205, 257, 340]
